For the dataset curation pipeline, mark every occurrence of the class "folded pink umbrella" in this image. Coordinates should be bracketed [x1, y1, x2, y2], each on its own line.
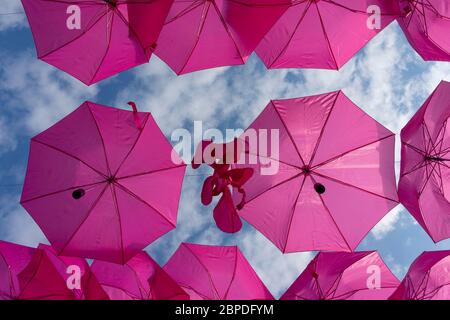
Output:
[91, 251, 189, 300]
[389, 250, 450, 300]
[192, 139, 253, 233]
[0, 241, 108, 300]
[232, 91, 399, 253]
[155, 0, 290, 75]
[399, 81, 450, 242]
[21, 0, 173, 85]
[398, 0, 450, 62]
[163, 243, 273, 300]
[256, 0, 400, 70]
[281, 251, 400, 300]
[21, 101, 186, 264]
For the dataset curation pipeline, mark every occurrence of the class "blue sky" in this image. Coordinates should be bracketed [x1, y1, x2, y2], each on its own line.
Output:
[1, 0, 450, 298]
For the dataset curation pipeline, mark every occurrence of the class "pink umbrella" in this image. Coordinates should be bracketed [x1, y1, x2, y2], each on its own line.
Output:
[0, 241, 35, 300]
[389, 250, 450, 300]
[398, 0, 450, 62]
[281, 251, 400, 300]
[154, 0, 290, 75]
[163, 243, 273, 300]
[0, 241, 108, 300]
[21, 0, 173, 85]
[91, 251, 189, 300]
[398, 81, 450, 242]
[232, 91, 399, 253]
[256, 0, 400, 70]
[21, 101, 186, 264]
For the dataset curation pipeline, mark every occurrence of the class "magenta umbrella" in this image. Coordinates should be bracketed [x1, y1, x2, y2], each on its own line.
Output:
[0, 241, 108, 300]
[256, 0, 400, 70]
[21, 101, 186, 264]
[389, 250, 450, 300]
[91, 251, 189, 300]
[398, 81, 450, 243]
[398, 0, 450, 61]
[163, 243, 273, 300]
[232, 91, 399, 253]
[21, 0, 173, 85]
[154, 0, 290, 75]
[281, 251, 400, 300]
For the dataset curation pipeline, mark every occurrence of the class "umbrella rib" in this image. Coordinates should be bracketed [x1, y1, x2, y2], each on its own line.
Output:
[311, 134, 394, 170]
[110, 184, 126, 265]
[418, 160, 438, 196]
[311, 171, 398, 203]
[309, 175, 352, 251]
[266, 0, 313, 68]
[113, 182, 176, 227]
[315, 1, 339, 69]
[57, 183, 110, 256]
[89, 6, 115, 84]
[223, 247, 239, 300]
[164, 1, 203, 25]
[20, 181, 106, 204]
[86, 102, 112, 177]
[283, 175, 307, 252]
[308, 92, 340, 166]
[116, 164, 186, 181]
[400, 160, 428, 178]
[38, 9, 108, 60]
[243, 151, 300, 170]
[182, 244, 222, 300]
[32, 139, 108, 178]
[211, 1, 245, 64]
[271, 101, 306, 166]
[112, 114, 150, 177]
[177, 1, 211, 74]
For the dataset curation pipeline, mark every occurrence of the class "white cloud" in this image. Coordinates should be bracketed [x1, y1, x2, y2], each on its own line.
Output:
[0, 0, 26, 32]
[371, 206, 403, 241]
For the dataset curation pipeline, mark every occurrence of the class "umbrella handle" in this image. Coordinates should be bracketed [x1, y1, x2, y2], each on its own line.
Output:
[127, 101, 142, 131]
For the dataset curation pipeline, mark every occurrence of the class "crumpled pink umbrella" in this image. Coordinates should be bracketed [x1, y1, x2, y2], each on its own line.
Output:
[232, 91, 399, 253]
[163, 243, 273, 300]
[281, 251, 400, 300]
[389, 250, 450, 300]
[91, 251, 189, 300]
[398, 81, 450, 242]
[397, 0, 450, 62]
[21, 101, 186, 264]
[0, 241, 108, 300]
[21, 0, 173, 85]
[192, 139, 253, 233]
[155, 0, 290, 75]
[256, 0, 400, 70]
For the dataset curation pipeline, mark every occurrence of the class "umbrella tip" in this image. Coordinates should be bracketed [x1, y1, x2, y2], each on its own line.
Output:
[314, 183, 326, 194]
[72, 189, 85, 200]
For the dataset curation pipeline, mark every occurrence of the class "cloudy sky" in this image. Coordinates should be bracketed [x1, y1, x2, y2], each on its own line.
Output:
[1, 0, 450, 298]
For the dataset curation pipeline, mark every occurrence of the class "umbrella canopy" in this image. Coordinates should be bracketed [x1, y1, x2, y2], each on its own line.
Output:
[232, 91, 399, 253]
[91, 251, 189, 300]
[21, 101, 186, 264]
[21, 0, 173, 85]
[0, 241, 108, 300]
[398, 81, 450, 242]
[154, 0, 290, 75]
[163, 243, 273, 300]
[389, 250, 450, 300]
[256, 0, 400, 70]
[281, 251, 400, 300]
[397, 0, 450, 62]
[0, 241, 35, 300]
